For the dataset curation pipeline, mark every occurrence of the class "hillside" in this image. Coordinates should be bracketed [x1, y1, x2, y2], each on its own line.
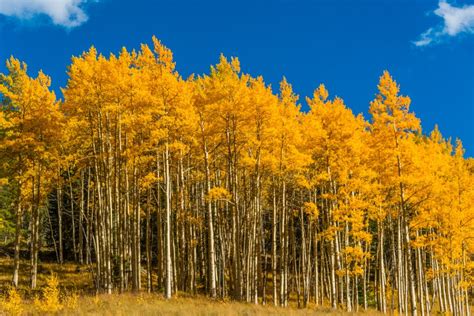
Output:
[0, 258, 384, 315]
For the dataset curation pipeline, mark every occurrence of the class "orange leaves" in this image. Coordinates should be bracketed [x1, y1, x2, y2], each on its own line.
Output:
[206, 187, 232, 202]
[0, 57, 63, 161]
[0, 56, 63, 214]
[152, 36, 176, 71]
[369, 71, 421, 138]
[303, 202, 319, 221]
[343, 246, 367, 262]
[313, 84, 329, 103]
[140, 172, 159, 191]
[2, 38, 473, 295]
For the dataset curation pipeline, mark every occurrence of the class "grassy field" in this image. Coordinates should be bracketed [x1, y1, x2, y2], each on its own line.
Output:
[2, 293, 383, 316]
[0, 257, 381, 315]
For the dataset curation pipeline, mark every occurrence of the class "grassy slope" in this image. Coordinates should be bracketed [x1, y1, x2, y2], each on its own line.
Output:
[0, 257, 381, 315]
[26, 294, 383, 316]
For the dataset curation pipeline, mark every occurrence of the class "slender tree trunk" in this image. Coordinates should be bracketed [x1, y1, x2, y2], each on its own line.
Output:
[146, 188, 152, 293]
[165, 143, 173, 299]
[57, 186, 63, 264]
[12, 199, 22, 287]
[68, 169, 77, 262]
[272, 178, 278, 306]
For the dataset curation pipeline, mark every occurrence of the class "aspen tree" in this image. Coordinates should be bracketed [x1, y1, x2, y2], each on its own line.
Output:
[369, 71, 421, 315]
[0, 57, 63, 289]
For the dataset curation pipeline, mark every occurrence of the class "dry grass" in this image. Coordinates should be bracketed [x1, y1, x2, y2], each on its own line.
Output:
[3, 293, 383, 316]
[0, 257, 93, 298]
[0, 257, 383, 315]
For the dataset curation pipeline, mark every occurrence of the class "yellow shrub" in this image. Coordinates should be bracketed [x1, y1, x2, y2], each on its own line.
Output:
[92, 295, 100, 306]
[1, 287, 23, 316]
[34, 274, 63, 313]
[63, 292, 79, 310]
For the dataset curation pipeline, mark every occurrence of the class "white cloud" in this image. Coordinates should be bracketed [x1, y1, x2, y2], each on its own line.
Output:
[413, 1, 474, 47]
[0, 0, 93, 27]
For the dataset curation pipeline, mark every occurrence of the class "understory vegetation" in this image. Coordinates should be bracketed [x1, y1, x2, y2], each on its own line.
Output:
[0, 259, 381, 315]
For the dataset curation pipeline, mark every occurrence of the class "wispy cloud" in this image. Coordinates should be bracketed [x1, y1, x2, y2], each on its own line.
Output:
[413, 1, 474, 47]
[0, 0, 95, 28]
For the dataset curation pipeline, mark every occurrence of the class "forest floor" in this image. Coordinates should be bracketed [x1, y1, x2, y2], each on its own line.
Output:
[0, 256, 382, 315]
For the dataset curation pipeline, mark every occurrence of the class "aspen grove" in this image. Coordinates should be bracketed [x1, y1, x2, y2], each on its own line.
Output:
[0, 37, 473, 315]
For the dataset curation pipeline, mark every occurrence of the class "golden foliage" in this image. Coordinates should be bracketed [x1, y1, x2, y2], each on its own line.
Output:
[1, 287, 23, 316]
[206, 187, 232, 202]
[34, 274, 63, 313]
[303, 202, 319, 221]
[1, 36, 473, 312]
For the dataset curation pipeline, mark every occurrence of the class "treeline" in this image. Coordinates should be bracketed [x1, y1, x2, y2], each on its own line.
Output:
[0, 37, 473, 315]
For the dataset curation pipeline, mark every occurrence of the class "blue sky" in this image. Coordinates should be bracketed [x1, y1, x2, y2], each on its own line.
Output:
[0, 0, 473, 155]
